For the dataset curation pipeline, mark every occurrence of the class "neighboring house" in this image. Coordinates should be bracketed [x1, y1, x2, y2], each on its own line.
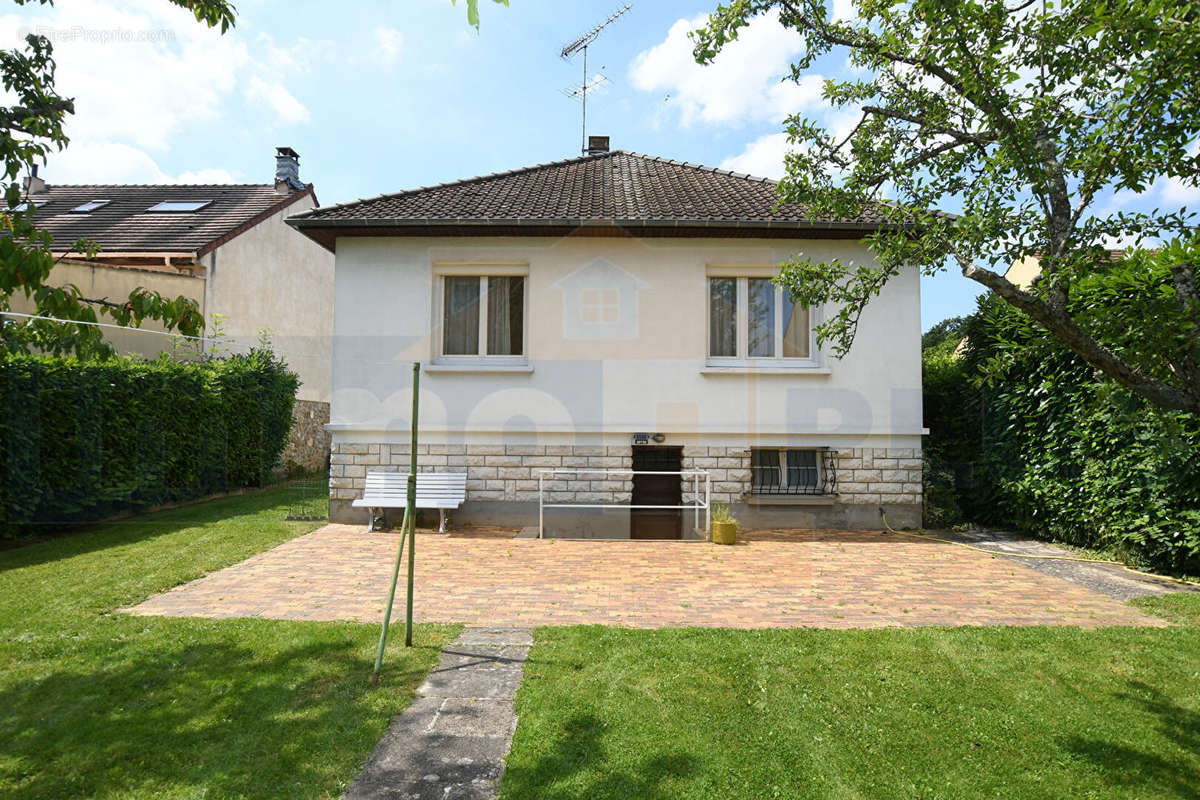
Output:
[1006, 249, 1126, 289]
[14, 148, 334, 471]
[289, 146, 924, 537]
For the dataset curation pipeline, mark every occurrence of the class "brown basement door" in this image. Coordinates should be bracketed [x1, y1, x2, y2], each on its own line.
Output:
[630, 445, 683, 540]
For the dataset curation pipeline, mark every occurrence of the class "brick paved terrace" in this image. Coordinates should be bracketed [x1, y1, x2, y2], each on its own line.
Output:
[126, 524, 1165, 628]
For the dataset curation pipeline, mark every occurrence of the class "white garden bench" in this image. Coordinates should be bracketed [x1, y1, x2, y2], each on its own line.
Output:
[353, 471, 467, 534]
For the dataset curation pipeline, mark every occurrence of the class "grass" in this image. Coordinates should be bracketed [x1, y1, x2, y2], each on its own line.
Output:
[0, 488, 457, 799]
[503, 594, 1200, 800]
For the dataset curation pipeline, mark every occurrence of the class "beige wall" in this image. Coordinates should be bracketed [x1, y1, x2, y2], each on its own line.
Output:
[7, 260, 206, 358]
[1005, 256, 1042, 289]
[206, 196, 334, 402]
[329, 234, 923, 451]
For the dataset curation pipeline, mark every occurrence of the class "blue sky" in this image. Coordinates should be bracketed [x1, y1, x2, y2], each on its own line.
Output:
[5, 0, 1007, 328]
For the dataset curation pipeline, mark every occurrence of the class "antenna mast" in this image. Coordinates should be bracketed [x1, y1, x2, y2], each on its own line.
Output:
[560, 4, 632, 155]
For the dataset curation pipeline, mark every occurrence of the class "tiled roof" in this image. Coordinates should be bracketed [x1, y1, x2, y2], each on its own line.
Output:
[288, 150, 889, 233]
[26, 183, 313, 255]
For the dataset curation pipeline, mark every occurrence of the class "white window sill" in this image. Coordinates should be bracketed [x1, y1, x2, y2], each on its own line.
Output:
[426, 363, 533, 374]
[744, 494, 837, 506]
[701, 365, 831, 375]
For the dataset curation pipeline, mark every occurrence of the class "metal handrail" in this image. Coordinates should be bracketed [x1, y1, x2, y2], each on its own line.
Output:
[535, 468, 711, 538]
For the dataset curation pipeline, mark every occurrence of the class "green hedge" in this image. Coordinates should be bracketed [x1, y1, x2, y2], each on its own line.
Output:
[1, 350, 298, 535]
[924, 251, 1200, 573]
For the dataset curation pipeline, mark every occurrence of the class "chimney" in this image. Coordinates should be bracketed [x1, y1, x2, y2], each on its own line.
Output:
[274, 146, 304, 192]
[586, 135, 610, 155]
[23, 164, 46, 195]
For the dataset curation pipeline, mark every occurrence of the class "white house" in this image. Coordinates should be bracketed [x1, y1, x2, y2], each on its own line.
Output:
[289, 147, 923, 537]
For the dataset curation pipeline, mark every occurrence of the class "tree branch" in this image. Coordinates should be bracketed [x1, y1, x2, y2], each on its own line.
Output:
[960, 259, 1200, 413]
[860, 105, 998, 145]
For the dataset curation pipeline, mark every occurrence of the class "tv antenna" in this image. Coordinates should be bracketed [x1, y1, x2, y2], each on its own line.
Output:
[560, 4, 632, 155]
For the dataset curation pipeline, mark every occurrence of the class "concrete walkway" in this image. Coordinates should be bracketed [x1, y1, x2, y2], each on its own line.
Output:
[933, 528, 1198, 601]
[344, 627, 531, 800]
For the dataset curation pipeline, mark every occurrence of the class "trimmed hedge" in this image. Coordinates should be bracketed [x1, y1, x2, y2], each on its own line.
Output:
[1, 350, 298, 535]
[924, 250, 1200, 574]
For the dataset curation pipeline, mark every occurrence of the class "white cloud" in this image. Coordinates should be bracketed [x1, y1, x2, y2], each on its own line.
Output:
[630, 11, 821, 127]
[45, 140, 239, 183]
[173, 168, 240, 184]
[374, 27, 404, 66]
[1159, 140, 1200, 209]
[0, 0, 315, 183]
[720, 132, 792, 179]
[245, 76, 311, 125]
[832, 0, 858, 22]
[1161, 176, 1200, 208]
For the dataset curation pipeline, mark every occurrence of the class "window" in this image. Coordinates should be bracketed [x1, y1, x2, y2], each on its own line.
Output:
[439, 275, 525, 359]
[146, 200, 211, 213]
[71, 200, 110, 213]
[751, 448, 826, 495]
[708, 276, 813, 364]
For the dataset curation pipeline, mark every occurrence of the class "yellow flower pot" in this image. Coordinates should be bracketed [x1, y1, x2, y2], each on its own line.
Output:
[711, 520, 737, 545]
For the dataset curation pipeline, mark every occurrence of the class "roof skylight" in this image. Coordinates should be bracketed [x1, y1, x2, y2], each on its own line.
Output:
[146, 200, 212, 213]
[71, 200, 111, 213]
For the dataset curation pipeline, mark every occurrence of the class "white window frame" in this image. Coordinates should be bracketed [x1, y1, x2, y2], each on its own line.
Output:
[750, 448, 825, 494]
[433, 266, 529, 365]
[70, 199, 111, 213]
[705, 271, 821, 369]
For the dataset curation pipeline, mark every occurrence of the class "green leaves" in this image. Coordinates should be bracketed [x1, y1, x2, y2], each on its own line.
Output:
[930, 258, 1200, 574]
[694, 0, 1200, 412]
[0, 350, 299, 535]
[166, 0, 238, 33]
[1, 3, 235, 359]
[451, 0, 509, 30]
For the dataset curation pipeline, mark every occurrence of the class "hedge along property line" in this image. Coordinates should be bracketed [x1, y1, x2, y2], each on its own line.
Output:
[0, 350, 298, 536]
[923, 250, 1200, 575]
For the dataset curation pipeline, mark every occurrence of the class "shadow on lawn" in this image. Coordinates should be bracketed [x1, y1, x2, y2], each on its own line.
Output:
[1065, 680, 1200, 798]
[0, 489, 304, 573]
[501, 712, 697, 800]
[0, 623, 419, 800]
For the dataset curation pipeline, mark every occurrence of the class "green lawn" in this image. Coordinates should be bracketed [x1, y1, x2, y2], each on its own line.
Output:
[0, 489, 457, 800]
[503, 595, 1200, 800]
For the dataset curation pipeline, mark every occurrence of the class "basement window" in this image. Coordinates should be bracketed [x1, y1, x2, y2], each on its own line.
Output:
[146, 200, 212, 213]
[750, 448, 831, 495]
[71, 200, 110, 213]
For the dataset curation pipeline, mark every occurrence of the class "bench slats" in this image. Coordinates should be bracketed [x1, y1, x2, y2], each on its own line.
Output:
[355, 472, 467, 510]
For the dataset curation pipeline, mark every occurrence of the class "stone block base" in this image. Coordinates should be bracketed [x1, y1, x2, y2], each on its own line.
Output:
[329, 442, 922, 534]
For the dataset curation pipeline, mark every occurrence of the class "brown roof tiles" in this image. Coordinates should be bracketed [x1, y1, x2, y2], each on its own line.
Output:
[287, 151, 891, 247]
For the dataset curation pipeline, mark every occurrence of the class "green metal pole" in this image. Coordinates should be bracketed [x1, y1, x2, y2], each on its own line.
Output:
[370, 506, 408, 683]
[369, 361, 422, 681]
[405, 361, 419, 647]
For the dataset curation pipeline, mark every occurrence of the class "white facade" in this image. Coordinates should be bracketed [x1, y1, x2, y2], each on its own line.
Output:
[326, 233, 923, 531]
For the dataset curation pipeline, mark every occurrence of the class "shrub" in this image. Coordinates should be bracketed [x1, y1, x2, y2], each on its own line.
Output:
[930, 246, 1200, 573]
[0, 349, 297, 536]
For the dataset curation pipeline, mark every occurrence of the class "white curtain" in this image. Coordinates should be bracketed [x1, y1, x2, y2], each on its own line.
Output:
[709, 278, 736, 357]
[487, 276, 523, 355]
[443, 277, 479, 355]
[782, 299, 809, 358]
